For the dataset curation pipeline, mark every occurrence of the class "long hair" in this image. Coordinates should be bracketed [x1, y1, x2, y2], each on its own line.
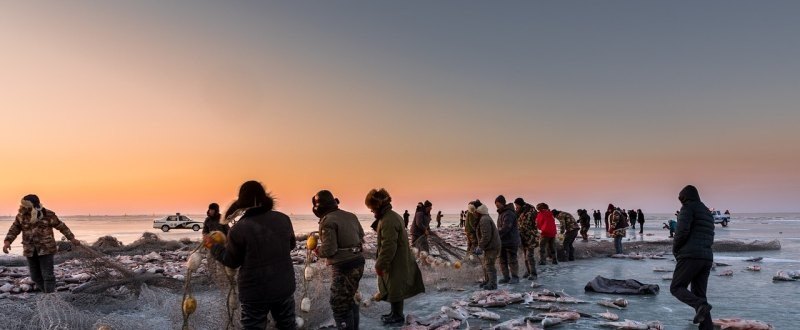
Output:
[224, 181, 275, 222]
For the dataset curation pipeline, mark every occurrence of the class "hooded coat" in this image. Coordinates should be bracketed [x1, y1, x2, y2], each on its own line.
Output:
[4, 207, 74, 257]
[211, 202, 297, 303]
[536, 209, 558, 238]
[410, 210, 431, 239]
[673, 185, 715, 260]
[375, 209, 425, 302]
[476, 213, 501, 252]
[496, 204, 521, 247]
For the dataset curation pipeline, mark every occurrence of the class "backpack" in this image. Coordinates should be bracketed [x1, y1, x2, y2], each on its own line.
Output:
[614, 209, 629, 229]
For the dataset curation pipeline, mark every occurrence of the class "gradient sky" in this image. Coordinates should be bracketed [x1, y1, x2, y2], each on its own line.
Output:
[1, 1, 799, 215]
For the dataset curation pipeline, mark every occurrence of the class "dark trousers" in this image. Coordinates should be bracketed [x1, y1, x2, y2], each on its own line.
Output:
[331, 259, 365, 330]
[241, 296, 296, 330]
[594, 218, 600, 227]
[539, 237, 557, 263]
[498, 246, 519, 279]
[520, 244, 537, 276]
[638, 221, 644, 234]
[671, 258, 713, 330]
[563, 230, 579, 261]
[27, 252, 56, 293]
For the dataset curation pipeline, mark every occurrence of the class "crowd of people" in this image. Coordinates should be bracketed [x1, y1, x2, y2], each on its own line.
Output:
[3, 182, 717, 330]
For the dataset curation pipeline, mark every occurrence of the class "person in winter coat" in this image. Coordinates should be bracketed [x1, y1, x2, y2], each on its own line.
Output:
[473, 200, 501, 290]
[202, 203, 229, 235]
[435, 211, 443, 228]
[366, 188, 425, 325]
[465, 201, 480, 259]
[604, 204, 614, 233]
[313, 190, 365, 330]
[411, 201, 432, 253]
[593, 210, 601, 228]
[535, 203, 558, 265]
[207, 181, 297, 330]
[577, 209, 591, 241]
[637, 209, 645, 235]
[609, 208, 628, 254]
[628, 209, 638, 230]
[514, 198, 539, 280]
[670, 185, 715, 330]
[552, 210, 580, 261]
[494, 195, 521, 284]
[3, 194, 80, 293]
[402, 210, 410, 229]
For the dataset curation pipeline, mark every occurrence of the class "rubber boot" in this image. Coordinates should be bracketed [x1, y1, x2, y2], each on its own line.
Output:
[509, 276, 520, 284]
[484, 271, 498, 290]
[382, 301, 405, 325]
[352, 303, 360, 330]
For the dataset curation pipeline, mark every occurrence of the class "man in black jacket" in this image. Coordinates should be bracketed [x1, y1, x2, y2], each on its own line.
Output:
[495, 195, 520, 284]
[670, 185, 715, 330]
[411, 201, 432, 252]
[208, 181, 297, 330]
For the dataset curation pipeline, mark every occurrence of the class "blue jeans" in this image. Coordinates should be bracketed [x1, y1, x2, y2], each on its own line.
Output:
[614, 236, 624, 254]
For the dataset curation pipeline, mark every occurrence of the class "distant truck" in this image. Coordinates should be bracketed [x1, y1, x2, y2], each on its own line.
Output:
[711, 210, 730, 227]
[153, 213, 204, 232]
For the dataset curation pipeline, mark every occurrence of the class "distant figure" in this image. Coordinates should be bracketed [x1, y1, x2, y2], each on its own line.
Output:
[411, 201, 432, 253]
[628, 209, 638, 230]
[495, 195, 520, 284]
[724, 210, 730, 215]
[604, 204, 614, 233]
[459, 211, 466, 228]
[465, 202, 480, 259]
[536, 203, 558, 265]
[514, 197, 539, 280]
[671, 185, 715, 330]
[577, 209, 591, 241]
[366, 188, 425, 325]
[402, 210, 410, 228]
[637, 209, 645, 235]
[553, 209, 580, 261]
[593, 210, 601, 228]
[312, 190, 365, 330]
[473, 200, 500, 290]
[436, 211, 443, 228]
[207, 181, 297, 330]
[202, 203, 229, 235]
[609, 208, 628, 254]
[3, 194, 80, 293]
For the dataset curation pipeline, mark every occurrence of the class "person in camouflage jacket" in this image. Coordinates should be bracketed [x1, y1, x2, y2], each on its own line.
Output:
[553, 209, 580, 261]
[609, 208, 628, 254]
[514, 198, 539, 280]
[3, 195, 79, 293]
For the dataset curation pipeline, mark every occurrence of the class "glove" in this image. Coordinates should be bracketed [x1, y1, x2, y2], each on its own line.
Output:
[202, 235, 216, 249]
[473, 248, 483, 256]
[375, 266, 385, 277]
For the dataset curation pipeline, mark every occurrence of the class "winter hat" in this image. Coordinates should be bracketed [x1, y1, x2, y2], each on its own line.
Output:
[475, 203, 490, 215]
[208, 203, 220, 212]
[365, 188, 392, 211]
[495, 195, 506, 205]
[513, 197, 526, 207]
[551, 209, 561, 216]
[22, 194, 41, 209]
[536, 203, 549, 211]
[423, 200, 433, 208]
[467, 202, 476, 213]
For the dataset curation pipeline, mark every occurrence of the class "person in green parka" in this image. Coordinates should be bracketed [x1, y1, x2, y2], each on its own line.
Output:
[365, 188, 425, 325]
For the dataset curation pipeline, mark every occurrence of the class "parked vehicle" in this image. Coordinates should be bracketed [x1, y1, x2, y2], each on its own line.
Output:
[153, 213, 204, 232]
[710, 210, 730, 227]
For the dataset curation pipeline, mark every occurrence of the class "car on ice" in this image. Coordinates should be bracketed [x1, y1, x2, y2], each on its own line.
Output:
[153, 213, 204, 232]
[711, 210, 730, 227]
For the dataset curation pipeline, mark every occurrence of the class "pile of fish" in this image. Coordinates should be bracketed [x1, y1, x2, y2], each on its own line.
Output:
[713, 318, 774, 330]
[470, 290, 525, 307]
[772, 270, 800, 282]
[610, 253, 666, 260]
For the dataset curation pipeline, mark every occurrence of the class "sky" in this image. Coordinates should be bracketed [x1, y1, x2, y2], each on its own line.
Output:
[1, 1, 799, 215]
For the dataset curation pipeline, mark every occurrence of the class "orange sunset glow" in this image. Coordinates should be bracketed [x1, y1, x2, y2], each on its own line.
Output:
[2, 2, 799, 215]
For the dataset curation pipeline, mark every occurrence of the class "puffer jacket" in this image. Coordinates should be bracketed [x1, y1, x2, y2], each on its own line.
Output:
[211, 205, 296, 303]
[536, 209, 557, 238]
[317, 209, 365, 266]
[673, 185, 715, 260]
[476, 214, 501, 252]
[496, 204, 521, 247]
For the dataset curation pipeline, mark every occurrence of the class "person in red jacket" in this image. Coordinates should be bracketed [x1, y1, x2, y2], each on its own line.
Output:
[536, 203, 558, 265]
